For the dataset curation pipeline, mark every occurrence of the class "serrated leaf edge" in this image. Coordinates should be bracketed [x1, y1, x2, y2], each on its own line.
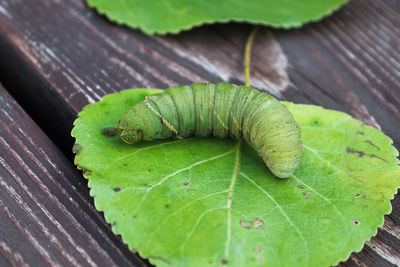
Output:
[86, 0, 349, 35]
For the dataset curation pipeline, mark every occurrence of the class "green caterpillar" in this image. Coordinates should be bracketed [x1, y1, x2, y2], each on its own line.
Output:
[116, 83, 302, 178]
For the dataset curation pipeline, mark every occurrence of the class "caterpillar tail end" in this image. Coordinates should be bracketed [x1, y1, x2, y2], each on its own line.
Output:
[270, 165, 299, 179]
[267, 144, 303, 179]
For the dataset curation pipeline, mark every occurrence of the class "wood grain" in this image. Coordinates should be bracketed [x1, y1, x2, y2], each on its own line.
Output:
[0, 85, 146, 266]
[0, 0, 399, 265]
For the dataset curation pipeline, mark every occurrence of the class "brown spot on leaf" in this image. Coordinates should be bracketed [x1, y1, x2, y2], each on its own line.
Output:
[349, 175, 366, 185]
[356, 131, 365, 135]
[347, 166, 363, 172]
[77, 165, 91, 175]
[183, 182, 190, 186]
[253, 219, 264, 228]
[346, 147, 387, 162]
[148, 256, 172, 265]
[102, 127, 116, 136]
[113, 187, 121, 192]
[353, 220, 360, 225]
[221, 259, 228, 265]
[72, 143, 83, 154]
[364, 140, 380, 150]
[296, 184, 305, 189]
[255, 247, 263, 253]
[258, 256, 264, 262]
[355, 193, 361, 197]
[240, 221, 251, 229]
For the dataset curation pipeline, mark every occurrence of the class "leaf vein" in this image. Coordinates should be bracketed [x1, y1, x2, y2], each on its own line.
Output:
[145, 190, 229, 246]
[240, 171, 310, 265]
[133, 148, 236, 214]
[105, 139, 188, 173]
[177, 207, 226, 255]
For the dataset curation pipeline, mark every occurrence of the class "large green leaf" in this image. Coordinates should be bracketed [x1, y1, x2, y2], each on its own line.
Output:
[72, 89, 400, 266]
[87, 0, 348, 34]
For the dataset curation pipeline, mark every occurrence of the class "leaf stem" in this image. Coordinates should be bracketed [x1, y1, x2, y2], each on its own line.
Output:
[244, 26, 259, 87]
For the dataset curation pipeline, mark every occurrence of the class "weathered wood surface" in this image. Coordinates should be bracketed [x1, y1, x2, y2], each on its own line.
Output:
[0, 85, 147, 266]
[0, 0, 399, 266]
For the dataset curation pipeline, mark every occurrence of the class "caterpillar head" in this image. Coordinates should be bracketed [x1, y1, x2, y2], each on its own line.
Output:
[116, 109, 144, 144]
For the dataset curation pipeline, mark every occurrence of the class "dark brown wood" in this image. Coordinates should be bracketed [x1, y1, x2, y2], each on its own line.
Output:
[0, 0, 398, 266]
[0, 85, 147, 266]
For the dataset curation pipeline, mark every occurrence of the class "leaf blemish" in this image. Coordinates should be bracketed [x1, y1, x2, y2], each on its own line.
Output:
[183, 182, 190, 186]
[253, 219, 264, 228]
[112, 221, 117, 226]
[297, 184, 305, 189]
[255, 247, 263, 253]
[148, 255, 171, 265]
[346, 147, 387, 162]
[240, 220, 251, 229]
[113, 187, 121, 192]
[77, 165, 91, 175]
[353, 220, 360, 225]
[355, 193, 361, 197]
[165, 204, 170, 208]
[356, 131, 365, 135]
[72, 143, 83, 154]
[102, 127, 116, 136]
[221, 259, 228, 265]
[364, 140, 380, 150]
[258, 256, 264, 262]
[303, 192, 310, 198]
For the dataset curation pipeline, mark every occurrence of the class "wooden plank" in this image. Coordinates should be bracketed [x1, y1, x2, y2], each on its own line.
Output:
[0, 85, 146, 266]
[0, 0, 398, 265]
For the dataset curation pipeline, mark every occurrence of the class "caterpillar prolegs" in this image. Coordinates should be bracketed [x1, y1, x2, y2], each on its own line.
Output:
[116, 83, 302, 178]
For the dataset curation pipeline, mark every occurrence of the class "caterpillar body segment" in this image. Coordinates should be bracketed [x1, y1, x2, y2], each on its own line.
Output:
[117, 83, 302, 178]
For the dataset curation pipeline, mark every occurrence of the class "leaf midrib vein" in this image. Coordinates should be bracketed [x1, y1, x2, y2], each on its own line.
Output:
[223, 140, 241, 262]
